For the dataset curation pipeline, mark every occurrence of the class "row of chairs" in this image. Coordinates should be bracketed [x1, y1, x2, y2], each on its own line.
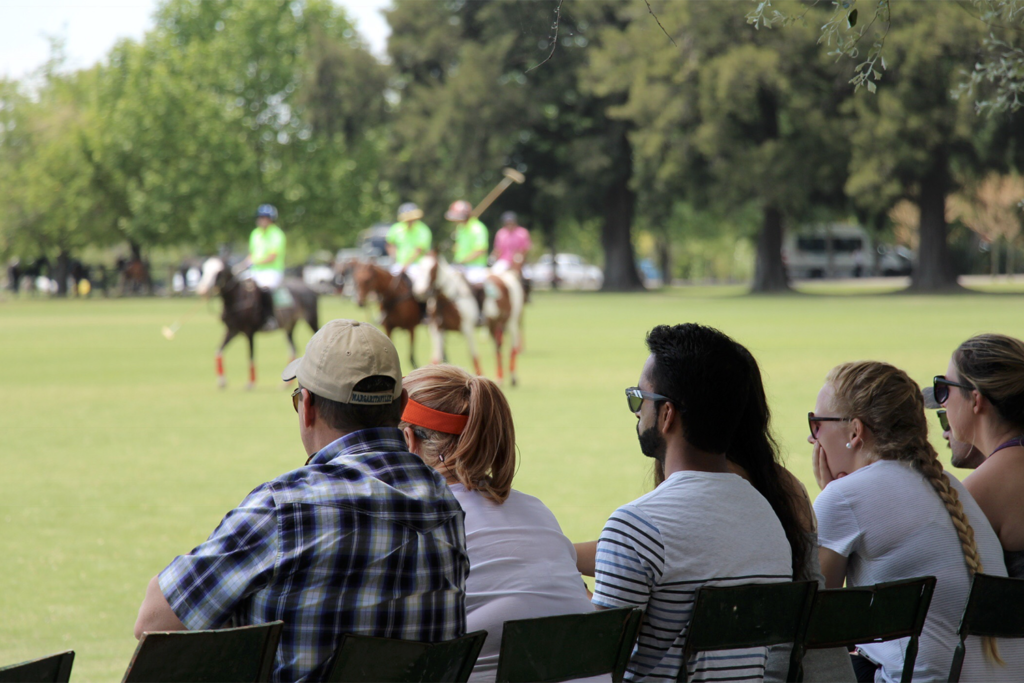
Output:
[3, 573, 1021, 683]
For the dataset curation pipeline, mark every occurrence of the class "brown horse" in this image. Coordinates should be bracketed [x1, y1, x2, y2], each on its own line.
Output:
[350, 261, 476, 369]
[197, 257, 319, 389]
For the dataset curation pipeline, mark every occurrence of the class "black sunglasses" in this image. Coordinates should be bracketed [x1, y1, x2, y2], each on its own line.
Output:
[625, 387, 675, 414]
[937, 409, 950, 432]
[808, 412, 851, 439]
[932, 376, 973, 405]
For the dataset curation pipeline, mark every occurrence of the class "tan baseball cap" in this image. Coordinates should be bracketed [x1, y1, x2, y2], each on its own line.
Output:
[281, 319, 402, 404]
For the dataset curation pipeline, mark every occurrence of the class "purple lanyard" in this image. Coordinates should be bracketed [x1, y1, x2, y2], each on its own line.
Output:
[991, 437, 1024, 456]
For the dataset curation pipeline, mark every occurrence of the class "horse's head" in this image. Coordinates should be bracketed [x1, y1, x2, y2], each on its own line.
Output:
[352, 261, 379, 307]
[196, 257, 227, 297]
[410, 253, 439, 299]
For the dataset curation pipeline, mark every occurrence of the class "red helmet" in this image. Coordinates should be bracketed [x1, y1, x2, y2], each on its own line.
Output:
[445, 200, 472, 222]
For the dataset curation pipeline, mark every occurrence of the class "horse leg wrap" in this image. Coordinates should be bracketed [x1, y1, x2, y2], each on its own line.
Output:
[215, 355, 224, 377]
[510, 348, 518, 374]
[473, 358, 483, 376]
[249, 364, 256, 385]
[496, 352, 504, 381]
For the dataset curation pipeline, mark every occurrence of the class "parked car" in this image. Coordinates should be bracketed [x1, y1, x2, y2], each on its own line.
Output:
[525, 253, 604, 290]
[302, 250, 337, 292]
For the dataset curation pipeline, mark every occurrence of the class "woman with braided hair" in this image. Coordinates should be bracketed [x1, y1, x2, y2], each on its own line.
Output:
[400, 364, 594, 683]
[941, 334, 1024, 577]
[810, 361, 1024, 682]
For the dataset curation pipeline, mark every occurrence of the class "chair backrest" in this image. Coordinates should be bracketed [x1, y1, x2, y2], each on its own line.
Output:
[494, 607, 643, 683]
[0, 651, 74, 683]
[326, 630, 487, 683]
[680, 581, 818, 683]
[804, 576, 935, 683]
[121, 621, 284, 683]
[948, 573, 1024, 683]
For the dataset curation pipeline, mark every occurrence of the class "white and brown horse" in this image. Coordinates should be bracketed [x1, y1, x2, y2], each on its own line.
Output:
[411, 254, 524, 385]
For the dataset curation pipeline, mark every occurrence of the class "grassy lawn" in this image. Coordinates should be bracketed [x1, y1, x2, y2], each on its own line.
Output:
[2, 283, 1024, 680]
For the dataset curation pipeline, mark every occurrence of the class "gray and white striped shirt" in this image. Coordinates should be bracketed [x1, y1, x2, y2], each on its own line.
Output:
[593, 470, 793, 682]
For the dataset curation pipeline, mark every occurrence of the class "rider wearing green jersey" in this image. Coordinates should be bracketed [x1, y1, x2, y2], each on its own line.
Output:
[445, 200, 488, 268]
[244, 204, 285, 328]
[387, 203, 432, 270]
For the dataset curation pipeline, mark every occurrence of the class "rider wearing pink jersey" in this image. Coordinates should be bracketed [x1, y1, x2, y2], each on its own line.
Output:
[491, 212, 532, 270]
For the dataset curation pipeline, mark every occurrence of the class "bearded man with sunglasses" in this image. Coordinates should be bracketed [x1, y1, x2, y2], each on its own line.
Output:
[589, 324, 793, 683]
[133, 320, 469, 682]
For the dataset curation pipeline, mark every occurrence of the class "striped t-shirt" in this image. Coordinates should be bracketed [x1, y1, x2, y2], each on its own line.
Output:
[593, 470, 793, 683]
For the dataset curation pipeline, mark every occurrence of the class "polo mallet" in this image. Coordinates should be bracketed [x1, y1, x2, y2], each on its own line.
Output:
[471, 168, 526, 218]
[161, 297, 206, 340]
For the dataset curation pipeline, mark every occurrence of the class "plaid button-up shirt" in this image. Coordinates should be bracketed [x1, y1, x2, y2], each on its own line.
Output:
[159, 428, 469, 682]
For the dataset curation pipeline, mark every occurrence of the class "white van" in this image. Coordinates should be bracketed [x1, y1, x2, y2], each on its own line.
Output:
[783, 224, 913, 279]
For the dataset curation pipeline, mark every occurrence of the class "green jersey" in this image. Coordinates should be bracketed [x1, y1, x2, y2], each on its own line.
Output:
[250, 224, 285, 272]
[387, 220, 432, 266]
[453, 218, 489, 266]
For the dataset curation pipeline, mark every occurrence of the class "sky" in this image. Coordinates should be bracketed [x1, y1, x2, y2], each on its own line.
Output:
[0, 0, 392, 80]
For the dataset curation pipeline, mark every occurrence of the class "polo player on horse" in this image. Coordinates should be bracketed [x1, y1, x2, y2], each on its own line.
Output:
[239, 203, 287, 330]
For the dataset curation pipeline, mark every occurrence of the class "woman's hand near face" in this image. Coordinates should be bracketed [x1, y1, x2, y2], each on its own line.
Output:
[812, 441, 837, 491]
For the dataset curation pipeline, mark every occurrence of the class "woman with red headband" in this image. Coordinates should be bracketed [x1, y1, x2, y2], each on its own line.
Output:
[400, 365, 594, 683]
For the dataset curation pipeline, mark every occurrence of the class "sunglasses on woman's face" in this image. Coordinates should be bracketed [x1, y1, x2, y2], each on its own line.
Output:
[932, 376, 973, 405]
[937, 409, 950, 432]
[625, 387, 674, 414]
[807, 412, 851, 439]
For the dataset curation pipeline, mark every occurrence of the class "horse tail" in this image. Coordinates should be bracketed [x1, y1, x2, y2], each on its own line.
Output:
[288, 282, 320, 332]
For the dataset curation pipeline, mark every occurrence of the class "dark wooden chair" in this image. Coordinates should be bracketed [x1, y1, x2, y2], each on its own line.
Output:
[121, 621, 284, 683]
[801, 576, 935, 683]
[494, 607, 643, 683]
[0, 651, 74, 683]
[948, 573, 1024, 682]
[325, 630, 488, 682]
[679, 581, 818, 683]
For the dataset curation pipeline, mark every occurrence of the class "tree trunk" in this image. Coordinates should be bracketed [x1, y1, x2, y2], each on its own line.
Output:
[751, 206, 790, 292]
[600, 129, 644, 292]
[54, 250, 70, 297]
[657, 233, 671, 286]
[910, 153, 959, 291]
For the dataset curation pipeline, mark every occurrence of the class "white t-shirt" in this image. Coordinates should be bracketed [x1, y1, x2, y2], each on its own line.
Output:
[814, 459, 1024, 683]
[593, 470, 793, 683]
[451, 485, 595, 683]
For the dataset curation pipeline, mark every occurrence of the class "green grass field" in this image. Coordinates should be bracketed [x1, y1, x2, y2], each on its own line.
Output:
[3, 284, 1024, 680]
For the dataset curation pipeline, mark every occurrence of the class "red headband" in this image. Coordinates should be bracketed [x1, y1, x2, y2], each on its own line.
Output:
[402, 399, 469, 435]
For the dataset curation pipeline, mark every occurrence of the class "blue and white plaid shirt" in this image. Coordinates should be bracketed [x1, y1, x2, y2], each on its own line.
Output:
[159, 428, 469, 682]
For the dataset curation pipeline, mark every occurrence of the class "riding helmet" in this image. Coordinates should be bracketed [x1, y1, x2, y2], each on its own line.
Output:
[256, 204, 278, 220]
[397, 202, 424, 222]
[445, 200, 473, 222]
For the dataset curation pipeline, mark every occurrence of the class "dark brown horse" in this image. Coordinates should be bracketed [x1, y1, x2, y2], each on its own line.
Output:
[197, 257, 319, 389]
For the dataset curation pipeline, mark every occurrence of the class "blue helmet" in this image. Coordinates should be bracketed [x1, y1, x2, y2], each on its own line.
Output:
[256, 204, 278, 220]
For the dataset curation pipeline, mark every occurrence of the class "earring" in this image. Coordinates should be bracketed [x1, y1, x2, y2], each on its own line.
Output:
[845, 442, 852, 449]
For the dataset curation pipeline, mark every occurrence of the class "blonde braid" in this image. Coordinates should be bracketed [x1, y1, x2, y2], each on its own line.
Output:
[912, 437, 1002, 663]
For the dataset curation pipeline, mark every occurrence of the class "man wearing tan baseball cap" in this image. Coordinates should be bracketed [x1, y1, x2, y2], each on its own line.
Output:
[136, 320, 469, 682]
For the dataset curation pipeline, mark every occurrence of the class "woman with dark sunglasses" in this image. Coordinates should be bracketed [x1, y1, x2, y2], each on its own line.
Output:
[810, 360, 1023, 682]
[940, 334, 1024, 578]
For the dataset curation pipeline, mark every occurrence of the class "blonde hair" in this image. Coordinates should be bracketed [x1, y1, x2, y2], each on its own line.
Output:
[954, 334, 1024, 430]
[827, 361, 1002, 664]
[400, 365, 516, 504]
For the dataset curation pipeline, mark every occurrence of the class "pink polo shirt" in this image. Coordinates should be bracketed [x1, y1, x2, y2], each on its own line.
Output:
[493, 226, 532, 265]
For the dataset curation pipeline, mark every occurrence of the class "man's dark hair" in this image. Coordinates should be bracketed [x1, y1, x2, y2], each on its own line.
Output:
[310, 376, 403, 432]
[645, 323, 749, 454]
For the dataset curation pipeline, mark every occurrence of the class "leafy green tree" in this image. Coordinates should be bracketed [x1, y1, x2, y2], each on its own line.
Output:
[385, 0, 645, 290]
[588, 0, 851, 291]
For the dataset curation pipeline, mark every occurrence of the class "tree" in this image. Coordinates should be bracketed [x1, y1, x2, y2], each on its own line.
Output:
[949, 173, 1024, 274]
[0, 63, 119, 294]
[842, 3, 990, 291]
[587, 0, 851, 292]
[385, 0, 645, 290]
